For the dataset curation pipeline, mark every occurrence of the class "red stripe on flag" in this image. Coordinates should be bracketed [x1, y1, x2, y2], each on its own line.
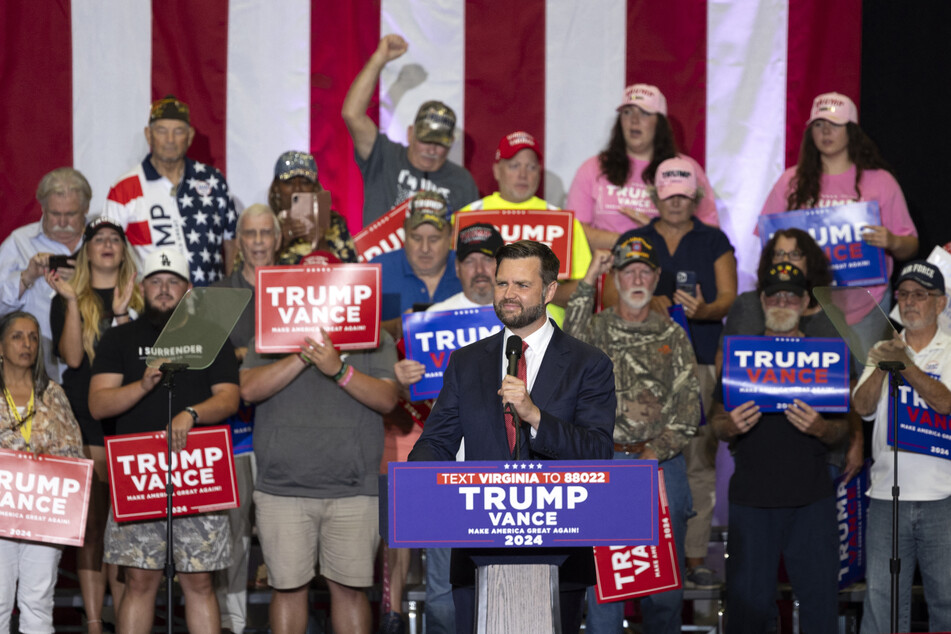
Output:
[150, 0, 230, 174]
[312, 0, 380, 234]
[464, 1, 547, 201]
[785, 1, 862, 168]
[0, 1, 73, 239]
[626, 0, 708, 167]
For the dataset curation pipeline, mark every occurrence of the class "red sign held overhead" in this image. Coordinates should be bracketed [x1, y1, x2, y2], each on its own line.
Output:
[353, 200, 411, 262]
[105, 426, 239, 522]
[453, 209, 575, 279]
[0, 449, 93, 546]
[255, 264, 382, 353]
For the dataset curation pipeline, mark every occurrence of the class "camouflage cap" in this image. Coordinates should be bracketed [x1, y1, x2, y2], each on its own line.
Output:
[414, 101, 456, 147]
[149, 94, 190, 124]
[406, 191, 449, 231]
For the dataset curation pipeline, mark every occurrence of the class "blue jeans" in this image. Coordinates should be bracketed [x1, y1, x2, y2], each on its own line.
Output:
[585, 452, 692, 634]
[424, 547, 454, 634]
[725, 498, 838, 634]
[861, 496, 951, 633]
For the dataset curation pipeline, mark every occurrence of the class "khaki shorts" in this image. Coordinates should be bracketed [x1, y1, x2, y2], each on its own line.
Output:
[104, 511, 231, 572]
[253, 491, 379, 589]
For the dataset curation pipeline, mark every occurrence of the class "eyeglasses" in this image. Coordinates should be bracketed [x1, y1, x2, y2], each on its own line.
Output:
[895, 289, 941, 303]
[763, 291, 805, 306]
[772, 249, 804, 261]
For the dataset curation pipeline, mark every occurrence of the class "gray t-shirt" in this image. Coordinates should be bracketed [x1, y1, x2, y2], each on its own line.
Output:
[244, 331, 398, 499]
[356, 133, 479, 226]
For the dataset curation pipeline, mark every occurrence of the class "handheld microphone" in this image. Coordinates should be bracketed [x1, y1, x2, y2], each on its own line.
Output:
[504, 336, 524, 459]
[506, 335, 523, 376]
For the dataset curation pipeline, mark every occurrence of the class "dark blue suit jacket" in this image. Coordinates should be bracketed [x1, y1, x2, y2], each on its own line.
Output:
[409, 323, 616, 462]
[408, 322, 617, 586]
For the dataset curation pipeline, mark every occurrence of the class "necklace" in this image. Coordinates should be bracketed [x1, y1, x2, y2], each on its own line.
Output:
[4, 385, 35, 448]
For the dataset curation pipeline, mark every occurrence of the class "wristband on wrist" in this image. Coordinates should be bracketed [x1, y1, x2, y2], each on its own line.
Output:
[331, 362, 349, 382]
[114, 311, 129, 317]
[337, 364, 355, 387]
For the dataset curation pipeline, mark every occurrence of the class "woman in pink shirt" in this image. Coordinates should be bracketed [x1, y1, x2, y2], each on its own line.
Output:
[567, 84, 718, 250]
[760, 92, 918, 325]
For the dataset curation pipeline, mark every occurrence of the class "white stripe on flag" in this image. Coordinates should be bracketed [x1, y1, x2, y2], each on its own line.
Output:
[544, 0, 627, 207]
[72, 0, 152, 216]
[380, 0, 466, 167]
[706, 0, 789, 289]
[227, 0, 312, 212]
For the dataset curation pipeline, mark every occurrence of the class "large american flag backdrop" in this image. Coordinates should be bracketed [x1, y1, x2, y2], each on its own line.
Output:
[0, 0, 860, 282]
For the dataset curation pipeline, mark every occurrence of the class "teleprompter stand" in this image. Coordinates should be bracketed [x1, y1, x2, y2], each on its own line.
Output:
[814, 286, 903, 632]
[145, 287, 250, 634]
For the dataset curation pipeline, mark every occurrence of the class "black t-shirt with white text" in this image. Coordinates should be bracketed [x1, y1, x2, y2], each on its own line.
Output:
[91, 317, 239, 436]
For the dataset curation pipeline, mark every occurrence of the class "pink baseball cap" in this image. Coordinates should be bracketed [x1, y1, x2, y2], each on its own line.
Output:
[806, 92, 858, 126]
[495, 131, 542, 163]
[616, 84, 667, 116]
[655, 157, 697, 200]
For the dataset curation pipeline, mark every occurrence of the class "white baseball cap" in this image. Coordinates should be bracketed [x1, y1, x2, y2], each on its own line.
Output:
[142, 248, 190, 282]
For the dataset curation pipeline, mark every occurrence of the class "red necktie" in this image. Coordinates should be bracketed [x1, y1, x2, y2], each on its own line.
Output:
[505, 341, 529, 453]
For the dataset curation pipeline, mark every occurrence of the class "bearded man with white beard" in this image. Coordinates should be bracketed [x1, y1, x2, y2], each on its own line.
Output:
[710, 262, 847, 634]
[564, 231, 700, 631]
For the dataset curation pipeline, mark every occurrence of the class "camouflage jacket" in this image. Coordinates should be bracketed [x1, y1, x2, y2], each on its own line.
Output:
[564, 281, 700, 461]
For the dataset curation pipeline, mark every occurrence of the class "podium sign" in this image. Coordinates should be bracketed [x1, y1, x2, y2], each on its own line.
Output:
[0, 449, 93, 546]
[106, 426, 240, 522]
[384, 460, 658, 548]
[593, 469, 680, 601]
[454, 209, 574, 280]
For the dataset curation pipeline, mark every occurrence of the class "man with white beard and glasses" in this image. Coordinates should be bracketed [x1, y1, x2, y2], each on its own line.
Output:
[564, 232, 700, 633]
[710, 262, 846, 634]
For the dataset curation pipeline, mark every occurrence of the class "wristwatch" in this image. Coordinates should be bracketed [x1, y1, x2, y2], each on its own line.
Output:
[184, 406, 200, 424]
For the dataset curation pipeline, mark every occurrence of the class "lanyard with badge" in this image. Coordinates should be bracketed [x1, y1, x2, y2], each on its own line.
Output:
[4, 387, 35, 449]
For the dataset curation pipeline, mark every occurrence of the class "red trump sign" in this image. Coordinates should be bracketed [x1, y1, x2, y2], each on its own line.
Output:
[255, 264, 382, 353]
[106, 426, 239, 522]
[353, 200, 410, 262]
[592, 469, 681, 601]
[454, 209, 575, 279]
[0, 449, 93, 546]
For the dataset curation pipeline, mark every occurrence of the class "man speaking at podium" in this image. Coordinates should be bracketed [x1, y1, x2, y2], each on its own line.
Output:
[409, 240, 616, 633]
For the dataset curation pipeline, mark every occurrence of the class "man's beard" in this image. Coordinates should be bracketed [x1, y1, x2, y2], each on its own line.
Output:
[618, 286, 652, 312]
[494, 297, 547, 330]
[144, 303, 175, 329]
[466, 275, 494, 305]
[764, 306, 800, 333]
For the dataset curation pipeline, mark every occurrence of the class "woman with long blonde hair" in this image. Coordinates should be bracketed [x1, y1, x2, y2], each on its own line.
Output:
[46, 217, 142, 633]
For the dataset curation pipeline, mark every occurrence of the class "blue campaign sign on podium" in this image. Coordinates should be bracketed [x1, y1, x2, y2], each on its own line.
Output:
[381, 459, 659, 548]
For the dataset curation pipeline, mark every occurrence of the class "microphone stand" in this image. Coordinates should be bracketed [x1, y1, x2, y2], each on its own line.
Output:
[878, 360, 904, 634]
[160, 362, 189, 634]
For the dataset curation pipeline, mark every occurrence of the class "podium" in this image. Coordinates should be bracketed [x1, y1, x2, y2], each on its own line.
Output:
[381, 459, 658, 633]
